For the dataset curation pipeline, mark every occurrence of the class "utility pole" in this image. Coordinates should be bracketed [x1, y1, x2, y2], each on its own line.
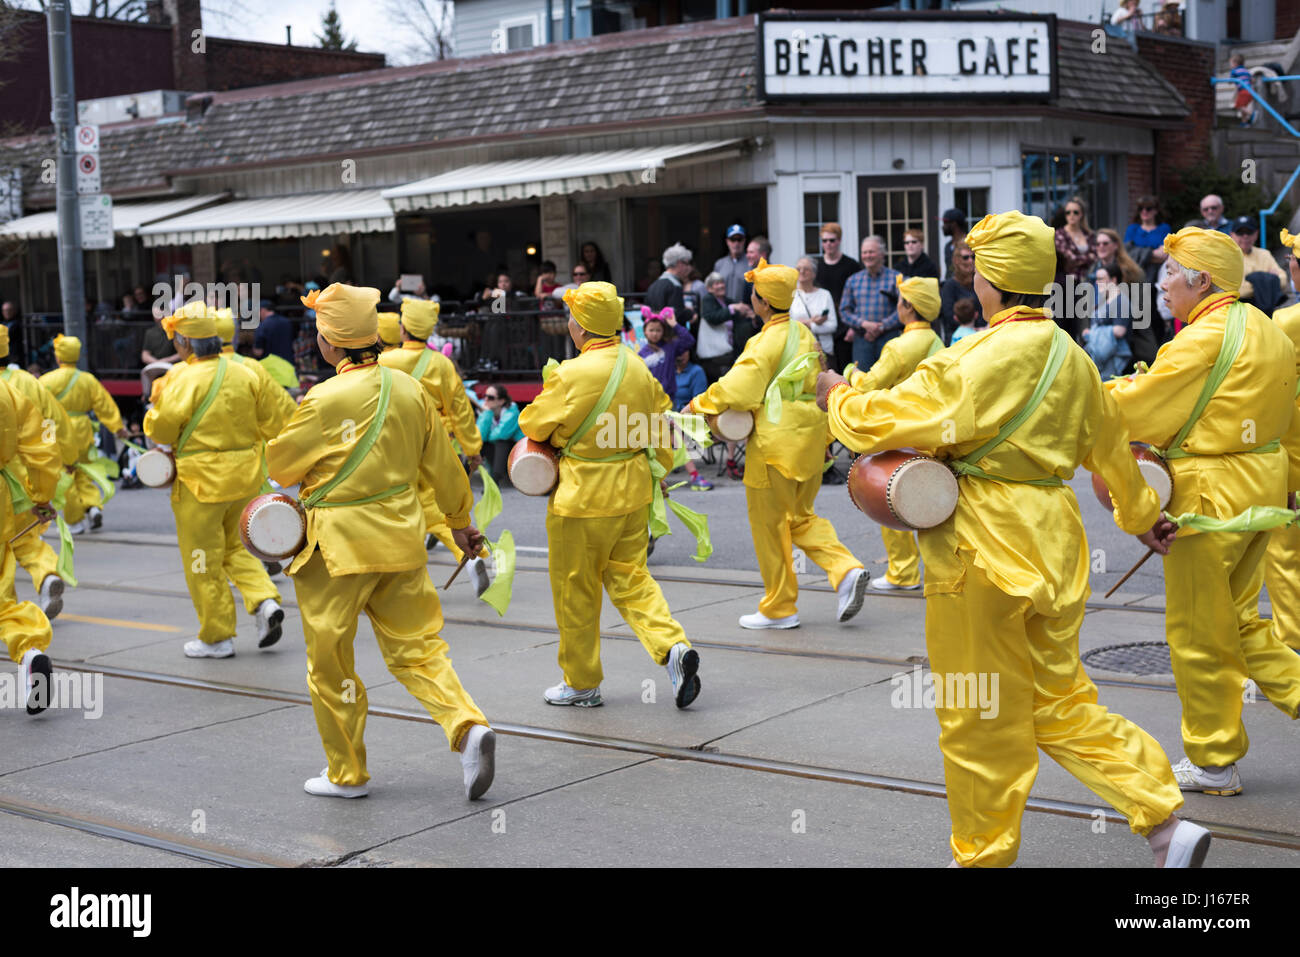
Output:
[47, 0, 87, 366]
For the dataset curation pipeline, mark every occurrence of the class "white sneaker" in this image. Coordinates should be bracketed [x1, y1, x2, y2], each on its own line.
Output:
[67, 518, 89, 535]
[184, 638, 234, 658]
[255, 599, 284, 649]
[304, 767, 369, 798]
[460, 724, 496, 800]
[19, 649, 52, 715]
[38, 575, 65, 620]
[469, 556, 490, 598]
[88, 506, 103, 531]
[870, 576, 920, 591]
[739, 612, 800, 630]
[1171, 757, 1242, 795]
[1162, 819, 1212, 868]
[666, 642, 701, 709]
[543, 682, 603, 707]
[836, 567, 869, 622]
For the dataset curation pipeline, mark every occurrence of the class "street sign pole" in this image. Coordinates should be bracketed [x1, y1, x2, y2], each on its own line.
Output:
[46, 0, 87, 367]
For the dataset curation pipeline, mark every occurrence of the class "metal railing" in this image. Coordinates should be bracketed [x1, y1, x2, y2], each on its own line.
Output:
[1212, 74, 1300, 249]
[8, 291, 660, 386]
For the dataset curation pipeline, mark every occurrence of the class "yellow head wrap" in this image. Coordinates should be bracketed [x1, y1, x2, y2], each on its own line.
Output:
[1280, 228, 1300, 261]
[377, 312, 401, 347]
[211, 307, 236, 345]
[744, 258, 797, 311]
[161, 300, 218, 340]
[1163, 227, 1243, 295]
[965, 211, 1056, 296]
[896, 275, 941, 322]
[303, 283, 380, 348]
[53, 334, 81, 364]
[563, 282, 624, 337]
[399, 298, 441, 339]
[0, 323, 8, 359]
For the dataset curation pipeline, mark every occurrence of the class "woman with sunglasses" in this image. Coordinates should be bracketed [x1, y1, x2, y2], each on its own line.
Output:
[1124, 196, 1171, 284]
[1053, 196, 1099, 339]
[476, 385, 524, 486]
[938, 240, 983, 345]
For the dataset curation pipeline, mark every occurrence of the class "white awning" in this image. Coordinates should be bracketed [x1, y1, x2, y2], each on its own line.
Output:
[382, 140, 746, 211]
[0, 194, 227, 240]
[138, 189, 395, 246]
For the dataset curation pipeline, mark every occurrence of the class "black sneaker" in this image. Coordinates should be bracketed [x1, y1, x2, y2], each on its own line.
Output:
[24, 652, 52, 715]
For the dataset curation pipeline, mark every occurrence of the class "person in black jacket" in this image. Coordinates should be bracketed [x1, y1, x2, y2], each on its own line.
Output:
[645, 243, 696, 326]
[897, 229, 940, 279]
[814, 223, 862, 372]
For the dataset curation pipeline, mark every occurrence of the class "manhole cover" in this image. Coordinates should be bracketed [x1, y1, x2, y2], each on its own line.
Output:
[1081, 641, 1172, 676]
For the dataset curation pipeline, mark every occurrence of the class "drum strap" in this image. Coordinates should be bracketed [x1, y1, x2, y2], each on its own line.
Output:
[1155, 302, 1279, 459]
[949, 326, 1070, 487]
[55, 370, 81, 402]
[175, 357, 227, 458]
[303, 367, 408, 509]
[561, 346, 640, 463]
[412, 345, 435, 381]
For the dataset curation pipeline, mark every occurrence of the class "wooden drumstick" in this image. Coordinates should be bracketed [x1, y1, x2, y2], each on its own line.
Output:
[443, 551, 472, 589]
[8, 519, 41, 545]
[1104, 547, 1157, 598]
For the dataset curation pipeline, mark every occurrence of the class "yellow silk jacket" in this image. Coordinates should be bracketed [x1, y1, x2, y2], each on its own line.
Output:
[143, 354, 278, 503]
[267, 359, 472, 576]
[1107, 294, 1296, 515]
[1, 379, 60, 507]
[379, 342, 483, 456]
[690, 314, 826, 488]
[225, 349, 297, 437]
[847, 321, 944, 391]
[828, 306, 1161, 617]
[2, 366, 78, 467]
[39, 364, 123, 453]
[519, 336, 674, 518]
[1273, 302, 1300, 491]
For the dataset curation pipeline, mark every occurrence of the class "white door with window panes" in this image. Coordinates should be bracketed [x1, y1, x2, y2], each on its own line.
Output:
[856, 175, 940, 270]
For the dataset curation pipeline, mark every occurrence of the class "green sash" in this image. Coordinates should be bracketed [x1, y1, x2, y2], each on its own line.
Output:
[412, 346, 436, 381]
[1, 465, 32, 514]
[175, 357, 227, 458]
[302, 366, 408, 509]
[1156, 302, 1279, 460]
[560, 346, 637, 463]
[1, 367, 13, 381]
[949, 326, 1070, 488]
[763, 319, 820, 423]
[55, 369, 81, 402]
[925, 335, 943, 358]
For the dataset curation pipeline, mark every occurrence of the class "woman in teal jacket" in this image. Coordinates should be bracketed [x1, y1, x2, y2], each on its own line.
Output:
[477, 385, 525, 484]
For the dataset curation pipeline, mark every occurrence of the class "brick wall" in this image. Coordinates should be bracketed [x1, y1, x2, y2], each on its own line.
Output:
[204, 39, 385, 91]
[1126, 152, 1155, 214]
[1136, 33, 1217, 196]
[1278, 6, 1300, 42]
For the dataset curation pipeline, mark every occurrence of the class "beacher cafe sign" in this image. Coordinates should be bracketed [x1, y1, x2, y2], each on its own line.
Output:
[759, 13, 1057, 101]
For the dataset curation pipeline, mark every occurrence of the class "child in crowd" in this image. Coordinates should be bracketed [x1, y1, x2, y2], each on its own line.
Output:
[638, 307, 694, 401]
[534, 261, 560, 298]
[1229, 54, 1256, 127]
[949, 297, 979, 344]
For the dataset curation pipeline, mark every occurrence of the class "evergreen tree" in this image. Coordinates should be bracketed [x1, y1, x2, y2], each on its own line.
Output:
[316, 1, 357, 51]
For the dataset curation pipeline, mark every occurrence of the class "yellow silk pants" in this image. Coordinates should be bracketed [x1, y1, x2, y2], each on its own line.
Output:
[293, 549, 488, 786]
[546, 504, 688, 690]
[1, 499, 51, 662]
[927, 559, 1182, 867]
[1163, 530, 1300, 767]
[880, 526, 921, 587]
[1264, 524, 1300, 652]
[2, 511, 57, 600]
[747, 468, 863, 619]
[171, 482, 279, 644]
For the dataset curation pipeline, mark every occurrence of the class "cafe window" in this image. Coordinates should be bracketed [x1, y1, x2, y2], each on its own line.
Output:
[953, 187, 989, 225]
[803, 192, 839, 257]
[1021, 151, 1113, 228]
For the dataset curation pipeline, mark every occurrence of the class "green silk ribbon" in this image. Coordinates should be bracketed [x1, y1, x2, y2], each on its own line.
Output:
[473, 466, 516, 616]
[762, 351, 822, 424]
[1165, 506, 1300, 535]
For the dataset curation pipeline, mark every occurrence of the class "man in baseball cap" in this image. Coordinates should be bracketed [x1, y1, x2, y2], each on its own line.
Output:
[714, 224, 750, 303]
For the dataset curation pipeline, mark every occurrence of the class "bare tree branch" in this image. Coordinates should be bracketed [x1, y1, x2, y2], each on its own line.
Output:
[382, 0, 453, 64]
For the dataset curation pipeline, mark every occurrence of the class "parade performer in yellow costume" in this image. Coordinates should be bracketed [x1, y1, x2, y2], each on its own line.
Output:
[267, 283, 496, 800]
[519, 281, 701, 709]
[39, 335, 126, 532]
[377, 312, 401, 353]
[1263, 228, 1300, 652]
[1, 367, 60, 713]
[818, 210, 1209, 868]
[1108, 226, 1300, 796]
[144, 306, 284, 658]
[685, 258, 866, 630]
[214, 307, 297, 436]
[377, 298, 491, 593]
[843, 276, 944, 592]
[2, 325, 77, 619]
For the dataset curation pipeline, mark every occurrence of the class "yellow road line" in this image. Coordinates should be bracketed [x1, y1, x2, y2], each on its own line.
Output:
[59, 614, 183, 633]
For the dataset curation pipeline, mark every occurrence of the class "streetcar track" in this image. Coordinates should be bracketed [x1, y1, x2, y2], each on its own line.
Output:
[53, 578, 1181, 693]
[13, 659, 1298, 857]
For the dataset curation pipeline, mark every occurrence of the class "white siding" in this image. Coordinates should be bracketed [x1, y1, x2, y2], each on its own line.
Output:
[455, 0, 547, 59]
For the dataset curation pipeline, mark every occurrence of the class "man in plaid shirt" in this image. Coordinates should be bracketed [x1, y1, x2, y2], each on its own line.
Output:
[839, 236, 901, 372]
